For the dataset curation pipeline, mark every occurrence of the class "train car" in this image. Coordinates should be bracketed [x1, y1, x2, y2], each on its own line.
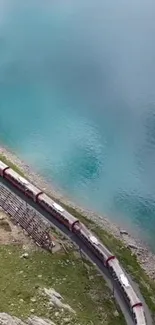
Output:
[74, 223, 115, 266]
[108, 258, 146, 324]
[0, 161, 9, 176]
[132, 305, 146, 325]
[3, 168, 42, 201]
[37, 193, 79, 231]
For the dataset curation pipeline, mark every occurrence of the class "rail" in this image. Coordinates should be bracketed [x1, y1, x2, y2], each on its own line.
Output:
[0, 177, 152, 325]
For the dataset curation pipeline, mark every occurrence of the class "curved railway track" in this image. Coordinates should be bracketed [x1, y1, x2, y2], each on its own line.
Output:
[0, 178, 153, 325]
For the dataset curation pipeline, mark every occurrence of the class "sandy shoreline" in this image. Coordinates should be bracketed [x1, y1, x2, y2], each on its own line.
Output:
[0, 145, 155, 280]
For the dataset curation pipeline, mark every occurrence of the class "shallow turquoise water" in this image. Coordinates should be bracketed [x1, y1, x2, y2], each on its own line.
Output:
[0, 0, 155, 247]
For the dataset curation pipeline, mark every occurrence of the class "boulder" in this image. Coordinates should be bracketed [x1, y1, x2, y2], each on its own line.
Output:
[127, 243, 138, 250]
[20, 253, 29, 259]
[120, 229, 128, 235]
[113, 310, 119, 317]
[28, 316, 55, 325]
[43, 288, 75, 314]
[0, 313, 25, 325]
[63, 318, 70, 324]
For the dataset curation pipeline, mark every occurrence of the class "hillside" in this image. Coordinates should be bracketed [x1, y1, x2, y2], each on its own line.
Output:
[0, 210, 125, 325]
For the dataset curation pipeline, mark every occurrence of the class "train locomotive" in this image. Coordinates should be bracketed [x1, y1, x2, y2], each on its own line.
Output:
[0, 160, 147, 325]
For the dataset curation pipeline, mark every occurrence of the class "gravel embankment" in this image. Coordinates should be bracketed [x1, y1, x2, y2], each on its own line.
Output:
[0, 145, 155, 280]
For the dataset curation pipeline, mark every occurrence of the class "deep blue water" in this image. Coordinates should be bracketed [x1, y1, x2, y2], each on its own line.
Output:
[0, 0, 155, 247]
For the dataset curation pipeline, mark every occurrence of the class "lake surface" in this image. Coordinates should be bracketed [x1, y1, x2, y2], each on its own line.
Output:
[0, 0, 155, 247]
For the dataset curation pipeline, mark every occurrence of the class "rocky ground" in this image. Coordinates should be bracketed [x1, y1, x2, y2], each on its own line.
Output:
[0, 146, 155, 281]
[0, 313, 55, 325]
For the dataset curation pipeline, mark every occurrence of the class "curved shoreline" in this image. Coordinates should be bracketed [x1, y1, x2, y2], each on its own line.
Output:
[0, 144, 155, 280]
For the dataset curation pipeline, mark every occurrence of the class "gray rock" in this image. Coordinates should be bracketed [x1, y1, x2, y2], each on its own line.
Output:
[28, 316, 55, 325]
[127, 243, 138, 250]
[0, 313, 25, 325]
[63, 318, 70, 324]
[84, 263, 90, 271]
[89, 275, 94, 281]
[113, 310, 119, 317]
[120, 229, 128, 235]
[43, 288, 75, 314]
[20, 253, 29, 259]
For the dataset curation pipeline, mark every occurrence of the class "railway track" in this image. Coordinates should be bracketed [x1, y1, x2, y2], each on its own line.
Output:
[0, 179, 153, 325]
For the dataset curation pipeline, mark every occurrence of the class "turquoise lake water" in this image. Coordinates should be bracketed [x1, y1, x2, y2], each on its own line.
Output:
[0, 0, 155, 247]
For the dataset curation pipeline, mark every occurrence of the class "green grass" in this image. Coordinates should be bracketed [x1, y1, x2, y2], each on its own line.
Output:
[0, 245, 125, 325]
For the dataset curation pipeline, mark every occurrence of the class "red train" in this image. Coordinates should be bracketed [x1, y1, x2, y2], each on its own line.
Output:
[0, 160, 146, 325]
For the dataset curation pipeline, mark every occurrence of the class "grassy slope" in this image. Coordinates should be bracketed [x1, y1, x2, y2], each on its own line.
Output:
[0, 245, 125, 325]
[0, 154, 155, 321]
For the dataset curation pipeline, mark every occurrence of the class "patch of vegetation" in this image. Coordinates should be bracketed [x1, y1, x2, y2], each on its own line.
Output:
[0, 245, 125, 325]
[0, 220, 11, 232]
[0, 154, 25, 177]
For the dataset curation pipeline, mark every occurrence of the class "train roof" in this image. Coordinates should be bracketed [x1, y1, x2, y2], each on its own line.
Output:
[5, 168, 41, 194]
[5, 168, 29, 185]
[53, 202, 64, 212]
[38, 193, 54, 206]
[120, 273, 130, 288]
[38, 193, 78, 223]
[0, 160, 9, 170]
[133, 306, 146, 325]
[63, 207, 79, 223]
[109, 258, 141, 306]
[26, 182, 42, 195]
[89, 235, 99, 245]
[81, 224, 113, 258]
